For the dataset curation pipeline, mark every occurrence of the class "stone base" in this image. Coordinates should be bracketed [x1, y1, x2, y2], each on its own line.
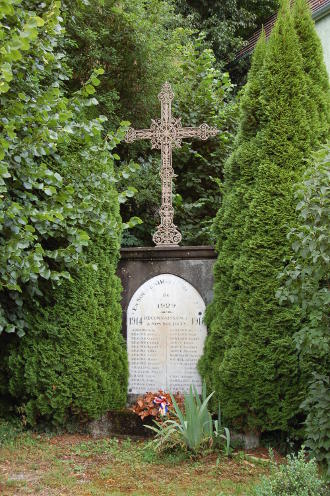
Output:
[232, 431, 260, 449]
[86, 411, 260, 450]
[87, 410, 154, 438]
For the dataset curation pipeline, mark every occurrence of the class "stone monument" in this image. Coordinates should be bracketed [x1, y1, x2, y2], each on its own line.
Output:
[127, 273, 206, 394]
[120, 82, 218, 399]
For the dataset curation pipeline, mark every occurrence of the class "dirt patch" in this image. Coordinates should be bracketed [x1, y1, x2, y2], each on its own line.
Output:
[0, 432, 274, 496]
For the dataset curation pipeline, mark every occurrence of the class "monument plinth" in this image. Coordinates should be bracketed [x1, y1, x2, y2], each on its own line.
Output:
[117, 246, 217, 400]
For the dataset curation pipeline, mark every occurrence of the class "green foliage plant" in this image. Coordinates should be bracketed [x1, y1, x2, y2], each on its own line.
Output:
[0, 0, 125, 337]
[175, 0, 279, 63]
[172, 35, 237, 245]
[0, 0, 128, 424]
[201, 0, 329, 435]
[64, 0, 191, 131]
[121, 32, 237, 246]
[146, 384, 231, 455]
[301, 375, 330, 480]
[277, 145, 330, 474]
[5, 133, 129, 424]
[252, 448, 328, 495]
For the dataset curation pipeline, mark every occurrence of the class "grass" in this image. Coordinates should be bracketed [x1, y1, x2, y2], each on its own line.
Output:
[0, 423, 272, 496]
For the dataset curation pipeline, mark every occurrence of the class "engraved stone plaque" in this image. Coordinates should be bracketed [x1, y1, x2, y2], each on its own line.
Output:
[127, 273, 207, 394]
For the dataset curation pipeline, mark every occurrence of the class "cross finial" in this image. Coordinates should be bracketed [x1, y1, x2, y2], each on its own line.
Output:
[125, 83, 219, 246]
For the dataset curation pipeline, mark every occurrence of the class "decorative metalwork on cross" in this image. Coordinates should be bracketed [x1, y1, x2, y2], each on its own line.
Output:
[125, 82, 219, 247]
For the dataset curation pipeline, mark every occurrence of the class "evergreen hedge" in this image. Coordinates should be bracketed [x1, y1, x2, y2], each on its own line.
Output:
[7, 145, 128, 426]
[200, 0, 330, 434]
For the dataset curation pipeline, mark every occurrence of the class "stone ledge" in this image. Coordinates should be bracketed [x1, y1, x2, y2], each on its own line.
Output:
[87, 410, 154, 438]
[120, 245, 217, 261]
[86, 411, 260, 449]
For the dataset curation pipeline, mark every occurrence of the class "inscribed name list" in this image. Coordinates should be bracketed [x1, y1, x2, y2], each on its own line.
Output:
[127, 273, 207, 394]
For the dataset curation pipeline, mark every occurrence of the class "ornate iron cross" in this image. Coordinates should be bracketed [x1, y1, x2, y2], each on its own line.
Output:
[125, 82, 219, 246]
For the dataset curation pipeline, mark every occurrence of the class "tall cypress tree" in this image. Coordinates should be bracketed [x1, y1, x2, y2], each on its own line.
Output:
[292, 0, 330, 145]
[201, 0, 329, 434]
[225, 1, 308, 429]
[200, 31, 267, 392]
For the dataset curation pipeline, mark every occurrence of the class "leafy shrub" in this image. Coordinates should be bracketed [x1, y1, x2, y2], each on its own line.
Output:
[5, 131, 128, 425]
[0, 1, 128, 425]
[65, 0, 191, 131]
[252, 448, 328, 495]
[301, 374, 330, 479]
[278, 146, 330, 362]
[0, 1, 120, 337]
[278, 145, 330, 473]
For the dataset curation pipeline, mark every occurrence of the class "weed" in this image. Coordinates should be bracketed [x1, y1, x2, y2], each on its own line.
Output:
[0, 418, 23, 447]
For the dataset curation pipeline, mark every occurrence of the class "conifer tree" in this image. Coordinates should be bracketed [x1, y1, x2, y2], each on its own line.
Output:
[200, 31, 267, 391]
[7, 144, 128, 425]
[201, 0, 329, 433]
[292, 0, 330, 145]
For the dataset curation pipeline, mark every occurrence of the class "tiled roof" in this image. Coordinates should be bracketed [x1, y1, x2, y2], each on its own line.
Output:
[237, 0, 330, 59]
